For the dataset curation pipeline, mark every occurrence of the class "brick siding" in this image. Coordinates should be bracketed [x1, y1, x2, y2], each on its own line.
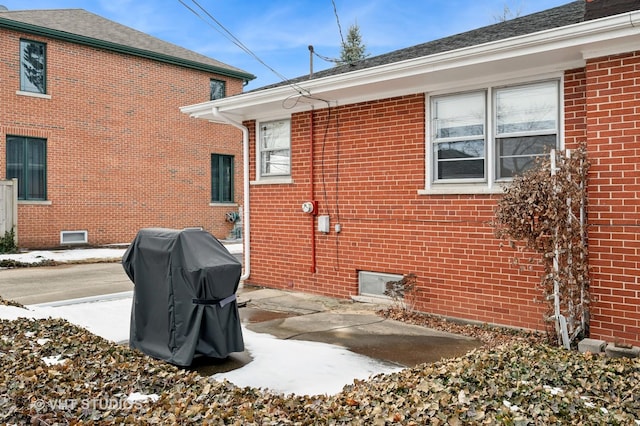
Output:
[244, 52, 640, 344]
[246, 95, 546, 331]
[0, 29, 244, 248]
[584, 51, 640, 344]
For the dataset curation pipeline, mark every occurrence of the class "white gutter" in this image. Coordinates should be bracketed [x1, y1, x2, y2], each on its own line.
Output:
[208, 107, 251, 281]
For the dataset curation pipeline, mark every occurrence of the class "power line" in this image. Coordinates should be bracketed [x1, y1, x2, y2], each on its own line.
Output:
[177, 0, 310, 95]
[331, 0, 345, 46]
[312, 48, 341, 65]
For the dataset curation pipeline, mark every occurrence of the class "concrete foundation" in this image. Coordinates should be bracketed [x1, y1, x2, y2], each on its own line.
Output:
[578, 338, 606, 354]
[604, 343, 640, 359]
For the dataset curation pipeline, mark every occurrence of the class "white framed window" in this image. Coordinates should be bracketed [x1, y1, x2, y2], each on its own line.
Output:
[257, 119, 291, 179]
[432, 91, 486, 182]
[495, 81, 559, 179]
[425, 79, 560, 193]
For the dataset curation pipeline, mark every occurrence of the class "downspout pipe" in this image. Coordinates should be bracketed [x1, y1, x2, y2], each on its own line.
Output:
[210, 107, 251, 281]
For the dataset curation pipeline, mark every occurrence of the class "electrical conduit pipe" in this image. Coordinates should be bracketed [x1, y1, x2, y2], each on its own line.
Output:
[309, 109, 316, 273]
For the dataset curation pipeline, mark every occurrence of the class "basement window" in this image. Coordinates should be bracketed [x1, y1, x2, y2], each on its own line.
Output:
[60, 230, 88, 245]
[358, 271, 403, 298]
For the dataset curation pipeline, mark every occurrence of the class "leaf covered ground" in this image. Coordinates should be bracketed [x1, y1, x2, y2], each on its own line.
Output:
[1, 306, 639, 425]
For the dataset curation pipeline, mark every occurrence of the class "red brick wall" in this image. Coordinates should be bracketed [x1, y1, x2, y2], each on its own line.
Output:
[245, 95, 547, 332]
[0, 29, 244, 248]
[245, 56, 640, 344]
[584, 51, 640, 344]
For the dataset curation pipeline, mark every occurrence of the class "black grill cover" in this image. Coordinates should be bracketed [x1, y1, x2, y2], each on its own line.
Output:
[122, 228, 244, 366]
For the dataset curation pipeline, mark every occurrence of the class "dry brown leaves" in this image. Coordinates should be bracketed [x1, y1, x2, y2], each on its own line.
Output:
[379, 307, 551, 349]
[1, 314, 638, 425]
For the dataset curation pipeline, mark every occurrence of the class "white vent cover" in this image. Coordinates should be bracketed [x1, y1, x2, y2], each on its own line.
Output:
[60, 230, 88, 245]
[358, 270, 403, 297]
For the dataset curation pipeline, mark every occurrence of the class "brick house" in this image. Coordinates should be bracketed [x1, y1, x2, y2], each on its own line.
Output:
[0, 8, 254, 248]
[182, 1, 640, 344]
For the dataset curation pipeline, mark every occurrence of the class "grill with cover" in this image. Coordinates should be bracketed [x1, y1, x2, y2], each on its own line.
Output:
[122, 228, 244, 366]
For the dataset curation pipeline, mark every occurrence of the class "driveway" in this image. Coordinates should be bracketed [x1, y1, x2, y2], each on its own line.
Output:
[0, 262, 132, 305]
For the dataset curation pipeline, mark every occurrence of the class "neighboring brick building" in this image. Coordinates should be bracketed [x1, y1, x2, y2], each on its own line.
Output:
[0, 8, 254, 248]
[185, 0, 639, 344]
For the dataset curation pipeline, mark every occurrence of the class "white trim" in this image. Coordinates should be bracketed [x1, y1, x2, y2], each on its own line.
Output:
[424, 76, 564, 193]
[60, 230, 88, 245]
[16, 90, 51, 99]
[209, 202, 237, 207]
[418, 185, 505, 196]
[17, 200, 51, 205]
[256, 118, 292, 181]
[250, 178, 294, 185]
[180, 10, 640, 122]
[208, 107, 251, 281]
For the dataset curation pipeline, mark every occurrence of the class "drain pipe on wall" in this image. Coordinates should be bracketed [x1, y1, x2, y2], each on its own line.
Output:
[309, 108, 317, 273]
[210, 107, 251, 281]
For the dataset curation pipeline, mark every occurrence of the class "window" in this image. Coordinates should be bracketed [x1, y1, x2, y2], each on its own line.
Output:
[429, 80, 559, 187]
[259, 119, 290, 177]
[211, 154, 234, 202]
[6, 136, 47, 200]
[210, 79, 226, 100]
[20, 39, 46, 94]
[432, 91, 486, 181]
[495, 81, 558, 178]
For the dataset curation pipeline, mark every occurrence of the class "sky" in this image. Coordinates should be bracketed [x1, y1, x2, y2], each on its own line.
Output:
[0, 247, 402, 396]
[0, 0, 572, 89]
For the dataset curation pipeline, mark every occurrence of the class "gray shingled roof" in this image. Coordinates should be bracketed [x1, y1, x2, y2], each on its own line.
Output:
[0, 8, 254, 80]
[254, 0, 585, 91]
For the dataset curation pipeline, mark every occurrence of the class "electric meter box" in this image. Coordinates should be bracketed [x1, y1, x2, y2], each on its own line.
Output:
[318, 215, 330, 233]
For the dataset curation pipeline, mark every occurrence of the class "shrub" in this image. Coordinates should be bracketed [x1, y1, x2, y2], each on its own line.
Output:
[0, 229, 17, 254]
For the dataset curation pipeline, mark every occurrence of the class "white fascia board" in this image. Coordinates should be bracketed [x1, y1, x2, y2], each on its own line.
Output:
[181, 10, 640, 121]
[310, 11, 640, 87]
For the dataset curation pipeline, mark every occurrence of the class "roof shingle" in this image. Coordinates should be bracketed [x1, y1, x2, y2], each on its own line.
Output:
[0, 8, 253, 80]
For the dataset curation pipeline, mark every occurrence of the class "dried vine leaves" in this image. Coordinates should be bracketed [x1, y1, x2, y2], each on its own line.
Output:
[1, 316, 639, 424]
[493, 145, 590, 346]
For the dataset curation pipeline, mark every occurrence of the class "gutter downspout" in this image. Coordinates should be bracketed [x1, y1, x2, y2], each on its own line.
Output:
[210, 107, 251, 281]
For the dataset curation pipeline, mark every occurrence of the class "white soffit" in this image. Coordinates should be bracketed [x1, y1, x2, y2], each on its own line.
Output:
[181, 10, 640, 122]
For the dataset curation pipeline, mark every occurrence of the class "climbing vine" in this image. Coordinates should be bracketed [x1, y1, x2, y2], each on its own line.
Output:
[492, 145, 590, 348]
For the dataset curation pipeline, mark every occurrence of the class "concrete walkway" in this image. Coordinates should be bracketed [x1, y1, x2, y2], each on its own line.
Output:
[239, 287, 481, 367]
[1, 261, 481, 368]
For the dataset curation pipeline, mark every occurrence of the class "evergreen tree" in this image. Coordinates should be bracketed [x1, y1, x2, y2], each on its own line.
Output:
[339, 23, 368, 66]
[494, 2, 523, 22]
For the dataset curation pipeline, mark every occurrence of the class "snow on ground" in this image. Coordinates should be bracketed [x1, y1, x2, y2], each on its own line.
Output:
[0, 242, 243, 265]
[0, 245, 401, 396]
[222, 328, 402, 395]
[0, 248, 128, 264]
[32, 295, 133, 343]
